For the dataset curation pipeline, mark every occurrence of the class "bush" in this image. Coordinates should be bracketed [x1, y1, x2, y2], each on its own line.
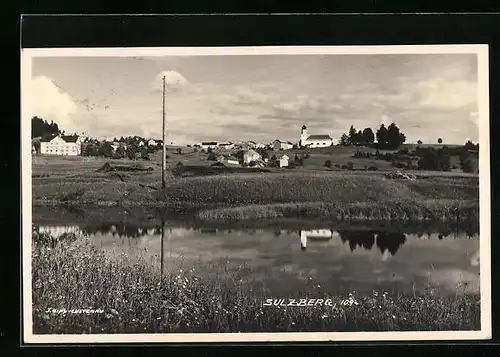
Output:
[324, 160, 332, 168]
[346, 162, 354, 170]
[207, 153, 217, 161]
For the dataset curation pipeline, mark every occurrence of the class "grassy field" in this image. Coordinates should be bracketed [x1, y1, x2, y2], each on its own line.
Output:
[31, 153, 479, 223]
[32, 233, 480, 333]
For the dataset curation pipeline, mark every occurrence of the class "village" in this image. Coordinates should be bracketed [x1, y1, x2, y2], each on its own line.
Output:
[31, 124, 340, 170]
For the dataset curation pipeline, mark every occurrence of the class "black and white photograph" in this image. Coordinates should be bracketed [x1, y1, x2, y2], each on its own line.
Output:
[21, 45, 491, 343]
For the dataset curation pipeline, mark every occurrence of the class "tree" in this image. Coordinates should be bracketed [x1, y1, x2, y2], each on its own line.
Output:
[438, 138, 443, 144]
[31, 116, 60, 138]
[207, 152, 217, 161]
[98, 142, 113, 158]
[362, 128, 375, 145]
[176, 147, 183, 155]
[255, 147, 269, 160]
[114, 145, 126, 159]
[386, 123, 406, 149]
[417, 140, 423, 145]
[347, 125, 357, 145]
[324, 159, 332, 168]
[83, 143, 98, 157]
[339, 133, 350, 146]
[126, 144, 139, 160]
[376, 124, 388, 147]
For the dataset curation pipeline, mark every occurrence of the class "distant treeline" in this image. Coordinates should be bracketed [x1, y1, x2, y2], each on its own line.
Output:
[339, 123, 406, 150]
[352, 141, 479, 173]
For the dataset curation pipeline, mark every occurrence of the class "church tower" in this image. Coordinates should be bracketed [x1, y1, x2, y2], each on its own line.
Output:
[300, 125, 308, 147]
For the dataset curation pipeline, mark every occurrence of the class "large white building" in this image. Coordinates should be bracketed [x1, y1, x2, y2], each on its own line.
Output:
[40, 134, 84, 156]
[300, 125, 333, 148]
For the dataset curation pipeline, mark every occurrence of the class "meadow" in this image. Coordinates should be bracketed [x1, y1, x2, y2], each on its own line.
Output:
[32, 232, 480, 334]
[31, 149, 480, 224]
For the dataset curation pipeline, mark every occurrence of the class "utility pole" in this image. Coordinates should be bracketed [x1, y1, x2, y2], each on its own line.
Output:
[161, 76, 167, 189]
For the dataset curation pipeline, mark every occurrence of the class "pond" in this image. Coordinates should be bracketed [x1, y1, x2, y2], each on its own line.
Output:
[32, 219, 480, 298]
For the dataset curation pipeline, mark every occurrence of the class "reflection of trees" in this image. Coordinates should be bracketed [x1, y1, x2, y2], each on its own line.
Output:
[80, 223, 163, 238]
[337, 230, 375, 252]
[376, 232, 407, 256]
[273, 229, 281, 237]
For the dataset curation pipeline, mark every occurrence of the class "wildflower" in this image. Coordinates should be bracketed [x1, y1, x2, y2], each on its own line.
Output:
[317, 285, 321, 288]
[321, 314, 328, 319]
[392, 315, 396, 319]
[291, 322, 296, 326]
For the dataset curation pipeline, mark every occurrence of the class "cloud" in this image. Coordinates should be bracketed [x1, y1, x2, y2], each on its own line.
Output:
[31, 75, 79, 131]
[151, 70, 189, 93]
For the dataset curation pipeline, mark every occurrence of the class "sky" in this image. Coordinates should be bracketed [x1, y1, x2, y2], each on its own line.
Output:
[31, 53, 479, 145]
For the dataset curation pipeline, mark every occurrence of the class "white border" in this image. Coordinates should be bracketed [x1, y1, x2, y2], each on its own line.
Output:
[21, 45, 491, 343]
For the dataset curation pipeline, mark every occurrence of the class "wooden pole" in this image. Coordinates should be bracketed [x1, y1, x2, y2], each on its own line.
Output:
[161, 76, 167, 189]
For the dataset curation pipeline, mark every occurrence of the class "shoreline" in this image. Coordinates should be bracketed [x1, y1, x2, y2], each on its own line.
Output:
[31, 205, 479, 235]
[32, 170, 480, 224]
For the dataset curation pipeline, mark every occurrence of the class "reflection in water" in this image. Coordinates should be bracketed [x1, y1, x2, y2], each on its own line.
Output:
[300, 229, 333, 251]
[33, 222, 480, 296]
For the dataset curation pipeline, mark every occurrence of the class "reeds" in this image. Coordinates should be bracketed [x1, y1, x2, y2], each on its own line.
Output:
[32, 234, 480, 334]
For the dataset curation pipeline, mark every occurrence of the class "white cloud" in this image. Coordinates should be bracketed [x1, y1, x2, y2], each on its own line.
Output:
[31, 75, 79, 132]
[151, 70, 189, 93]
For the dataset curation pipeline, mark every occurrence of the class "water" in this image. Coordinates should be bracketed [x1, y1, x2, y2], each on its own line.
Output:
[32, 220, 480, 297]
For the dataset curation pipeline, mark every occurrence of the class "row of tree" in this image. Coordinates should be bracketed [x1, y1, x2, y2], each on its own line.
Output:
[82, 142, 152, 160]
[339, 123, 406, 150]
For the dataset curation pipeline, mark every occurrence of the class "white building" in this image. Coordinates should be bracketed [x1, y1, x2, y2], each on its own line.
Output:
[243, 149, 261, 164]
[279, 154, 289, 168]
[40, 134, 84, 156]
[300, 125, 333, 148]
[201, 141, 218, 150]
[148, 139, 158, 146]
[255, 142, 265, 149]
[273, 139, 294, 151]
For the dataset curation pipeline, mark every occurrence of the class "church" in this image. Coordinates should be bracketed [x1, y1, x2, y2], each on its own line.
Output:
[299, 125, 334, 148]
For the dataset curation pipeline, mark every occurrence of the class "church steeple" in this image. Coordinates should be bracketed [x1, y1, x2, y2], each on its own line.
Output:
[300, 125, 308, 147]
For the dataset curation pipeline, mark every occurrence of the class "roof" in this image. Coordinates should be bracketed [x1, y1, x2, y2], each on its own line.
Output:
[307, 135, 332, 140]
[201, 141, 218, 145]
[40, 134, 80, 143]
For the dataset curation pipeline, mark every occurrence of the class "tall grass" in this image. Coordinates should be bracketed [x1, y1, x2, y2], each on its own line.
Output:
[32, 234, 480, 334]
[32, 171, 479, 222]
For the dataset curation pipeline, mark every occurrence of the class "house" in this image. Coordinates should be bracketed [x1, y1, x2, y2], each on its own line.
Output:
[300, 229, 333, 251]
[279, 154, 289, 168]
[148, 139, 158, 146]
[217, 154, 240, 166]
[40, 134, 83, 156]
[241, 141, 257, 150]
[138, 140, 145, 147]
[201, 141, 218, 150]
[243, 149, 261, 164]
[218, 142, 234, 150]
[255, 142, 265, 149]
[300, 125, 333, 148]
[273, 139, 294, 151]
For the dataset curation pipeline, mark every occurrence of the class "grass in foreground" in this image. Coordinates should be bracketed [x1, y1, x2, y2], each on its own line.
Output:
[32, 234, 480, 334]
